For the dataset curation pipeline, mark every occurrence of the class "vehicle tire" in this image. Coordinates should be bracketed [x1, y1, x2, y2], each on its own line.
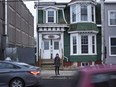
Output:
[9, 78, 25, 87]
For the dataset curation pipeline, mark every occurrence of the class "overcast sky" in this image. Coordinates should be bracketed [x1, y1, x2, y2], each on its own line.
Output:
[24, 0, 116, 37]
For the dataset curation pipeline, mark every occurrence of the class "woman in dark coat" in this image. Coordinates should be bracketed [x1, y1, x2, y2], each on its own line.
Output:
[54, 53, 60, 75]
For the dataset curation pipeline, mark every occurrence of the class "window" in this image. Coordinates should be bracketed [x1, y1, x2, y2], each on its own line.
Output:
[109, 11, 116, 26]
[71, 34, 96, 55]
[54, 41, 59, 50]
[44, 41, 49, 50]
[81, 4, 88, 21]
[71, 4, 76, 22]
[48, 11, 54, 23]
[73, 36, 77, 54]
[81, 62, 89, 66]
[92, 6, 94, 22]
[110, 37, 116, 55]
[0, 62, 20, 69]
[81, 35, 88, 54]
[92, 36, 95, 53]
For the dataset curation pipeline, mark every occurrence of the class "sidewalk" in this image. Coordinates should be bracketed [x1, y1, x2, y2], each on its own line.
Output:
[41, 70, 76, 79]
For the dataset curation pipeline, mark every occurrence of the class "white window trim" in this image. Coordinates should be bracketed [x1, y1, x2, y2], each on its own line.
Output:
[70, 34, 78, 55]
[70, 33, 97, 55]
[108, 10, 116, 26]
[46, 9, 56, 23]
[109, 36, 116, 56]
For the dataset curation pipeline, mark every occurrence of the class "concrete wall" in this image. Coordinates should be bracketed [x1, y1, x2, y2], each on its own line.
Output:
[7, 0, 34, 48]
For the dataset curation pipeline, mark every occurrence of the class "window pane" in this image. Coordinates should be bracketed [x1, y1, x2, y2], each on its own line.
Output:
[72, 5, 76, 22]
[54, 41, 59, 50]
[81, 36, 88, 53]
[73, 36, 77, 54]
[92, 36, 95, 53]
[44, 41, 49, 50]
[81, 5, 87, 21]
[110, 12, 116, 25]
[111, 38, 116, 55]
[92, 6, 94, 22]
[48, 11, 54, 23]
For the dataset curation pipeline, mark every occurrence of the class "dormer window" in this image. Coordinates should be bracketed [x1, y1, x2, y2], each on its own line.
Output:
[81, 4, 88, 21]
[46, 9, 56, 23]
[48, 11, 54, 23]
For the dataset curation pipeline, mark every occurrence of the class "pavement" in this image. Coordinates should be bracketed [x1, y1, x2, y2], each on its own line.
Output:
[41, 70, 76, 79]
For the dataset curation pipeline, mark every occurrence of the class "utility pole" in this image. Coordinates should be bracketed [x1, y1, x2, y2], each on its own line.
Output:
[101, 0, 105, 64]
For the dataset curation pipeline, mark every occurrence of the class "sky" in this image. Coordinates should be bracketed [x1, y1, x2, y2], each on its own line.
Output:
[24, 0, 116, 37]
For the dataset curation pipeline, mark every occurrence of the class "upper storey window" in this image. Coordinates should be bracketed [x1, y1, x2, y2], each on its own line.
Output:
[70, 3, 95, 23]
[81, 4, 88, 21]
[108, 10, 116, 26]
[48, 11, 54, 22]
[46, 9, 56, 23]
[71, 4, 77, 23]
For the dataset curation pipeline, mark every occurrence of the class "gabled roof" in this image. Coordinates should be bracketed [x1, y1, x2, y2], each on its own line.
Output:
[68, 22, 99, 33]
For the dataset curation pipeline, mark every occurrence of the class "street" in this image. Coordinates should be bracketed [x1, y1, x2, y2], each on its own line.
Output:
[38, 79, 71, 87]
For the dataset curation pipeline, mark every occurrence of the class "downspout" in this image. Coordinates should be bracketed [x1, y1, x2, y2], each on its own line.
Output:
[61, 8, 68, 25]
[101, 0, 105, 64]
[3, 0, 8, 59]
[5, 0, 7, 35]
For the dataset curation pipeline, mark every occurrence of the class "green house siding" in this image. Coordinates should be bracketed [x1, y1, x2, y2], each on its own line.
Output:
[96, 4, 101, 24]
[64, 28, 70, 60]
[96, 27, 102, 61]
[38, 10, 43, 23]
[64, 6, 70, 24]
[58, 10, 65, 24]
[70, 55, 97, 62]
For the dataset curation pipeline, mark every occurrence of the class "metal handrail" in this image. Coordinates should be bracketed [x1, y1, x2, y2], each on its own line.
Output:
[63, 56, 69, 62]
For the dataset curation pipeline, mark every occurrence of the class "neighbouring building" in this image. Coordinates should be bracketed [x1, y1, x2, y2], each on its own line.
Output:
[35, 0, 102, 68]
[103, 1, 116, 64]
[0, 0, 35, 64]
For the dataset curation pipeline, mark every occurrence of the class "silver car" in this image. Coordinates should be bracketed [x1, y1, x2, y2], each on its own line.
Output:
[0, 61, 41, 87]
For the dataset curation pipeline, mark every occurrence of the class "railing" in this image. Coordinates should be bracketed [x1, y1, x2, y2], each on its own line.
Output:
[64, 56, 69, 62]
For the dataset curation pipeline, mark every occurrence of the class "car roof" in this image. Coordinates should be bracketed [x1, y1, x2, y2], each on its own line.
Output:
[79, 64, 116, 74]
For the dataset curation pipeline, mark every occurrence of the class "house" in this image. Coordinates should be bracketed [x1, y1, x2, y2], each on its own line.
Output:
[0, 0, 35, 64]
[103, 1, 116, 64]
[35, 0, 102, 68]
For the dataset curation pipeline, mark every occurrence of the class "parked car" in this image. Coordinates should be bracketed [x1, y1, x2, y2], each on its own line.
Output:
[70, 64, 116, 87]
[0, 61, 41, 87]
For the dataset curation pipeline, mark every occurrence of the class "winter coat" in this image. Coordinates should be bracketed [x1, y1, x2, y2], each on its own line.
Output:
[54, 56, 60, 67]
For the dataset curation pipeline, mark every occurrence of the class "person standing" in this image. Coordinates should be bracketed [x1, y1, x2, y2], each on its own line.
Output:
[54, 53, 60, 75]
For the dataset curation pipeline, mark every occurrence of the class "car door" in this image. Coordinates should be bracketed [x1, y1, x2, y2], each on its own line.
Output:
[0, 62, 18, 86]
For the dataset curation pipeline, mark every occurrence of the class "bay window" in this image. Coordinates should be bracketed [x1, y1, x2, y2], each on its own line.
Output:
[71, 34, 96, 55]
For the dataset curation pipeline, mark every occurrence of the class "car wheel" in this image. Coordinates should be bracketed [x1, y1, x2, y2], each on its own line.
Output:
[9, 78, 25, 87]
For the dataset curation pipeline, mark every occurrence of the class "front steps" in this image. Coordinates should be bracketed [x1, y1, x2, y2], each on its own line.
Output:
[38, 59, 63, 70]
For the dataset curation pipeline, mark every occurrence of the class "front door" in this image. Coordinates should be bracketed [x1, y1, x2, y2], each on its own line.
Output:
[43, 40, 51, 59]
[43, 40, 61, 59]
[52, 40, 61, 59]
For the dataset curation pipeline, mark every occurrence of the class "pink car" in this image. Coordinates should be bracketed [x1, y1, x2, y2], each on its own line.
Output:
[71, 64, 116, 87]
